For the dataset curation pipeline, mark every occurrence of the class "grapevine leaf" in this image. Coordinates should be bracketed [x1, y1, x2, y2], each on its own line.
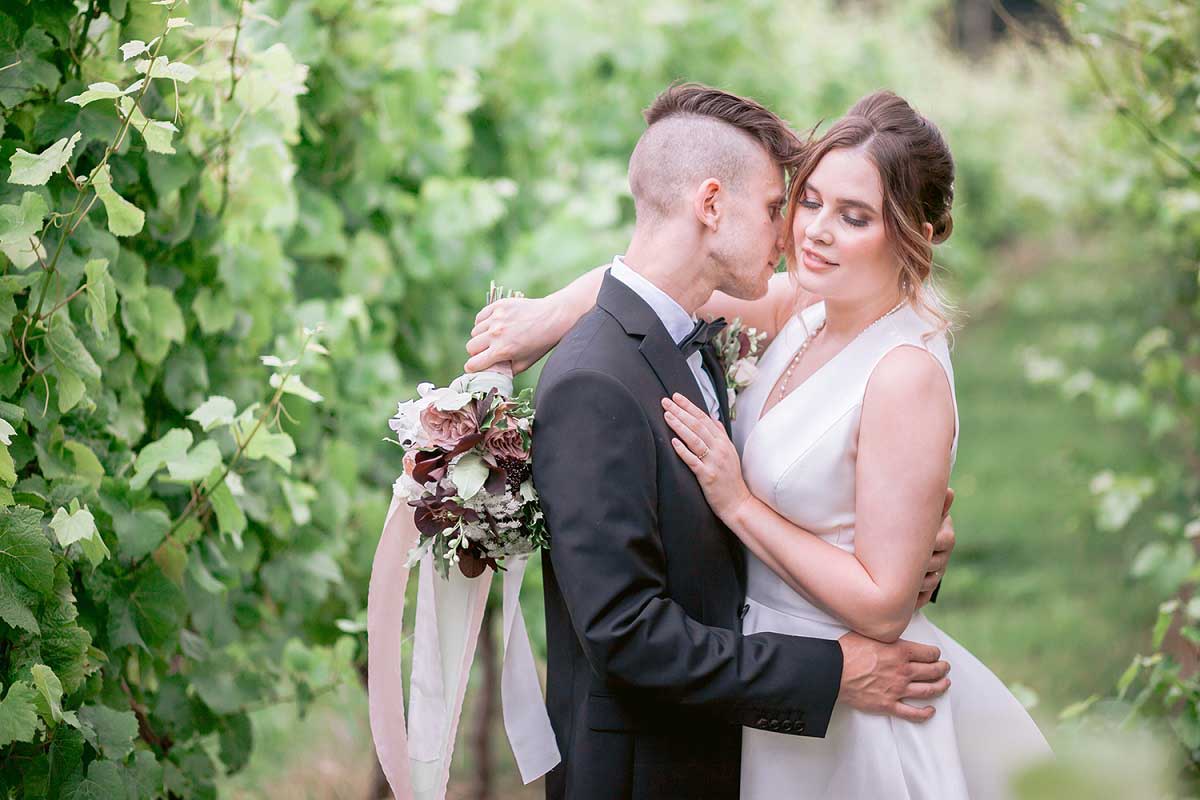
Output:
[108, 565, 186, 651]
[0, 28, 60, 109]
[64, 81, 129, 107]
[135, 56, 198, 83]
[0, 445, 15, 488]
[119, 39, 154, 61]
[84, 259, 117, 340]
[91, 164, 144, 237]
[70, 759, 125, 800]
[0, 504, 53, 597]
[121, 285, 184, 364]
[269, 372, 323, 403]
[187, 396, 236, 432]
[192, 288, 236, 334]
[112, 507, 169, 563]
[243, 430, 295, 472]
[207, 479, 246, 545]
[30, 664, 63, 725]
[0, 571, 40, 633]
[77, 705, 137, 760]
[46, 317, 101, 414]
[0, 417, 17, 446]
[51, 503, 109, 567]
[0, 681, 39, 746]
[165, 439, 221, 483]
[0, 192, 49, 246]
[130, 428, 191, 490]
[117, 97, 178, 154]
[8, 131, 81, 185]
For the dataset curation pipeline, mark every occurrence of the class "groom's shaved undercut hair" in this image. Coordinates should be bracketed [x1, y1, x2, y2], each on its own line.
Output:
[629, 82, 804, 224]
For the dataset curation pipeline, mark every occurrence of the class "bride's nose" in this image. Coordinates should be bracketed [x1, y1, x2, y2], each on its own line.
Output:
[805, 214, 833, 246]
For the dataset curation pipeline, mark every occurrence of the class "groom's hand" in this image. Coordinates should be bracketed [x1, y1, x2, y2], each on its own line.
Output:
[837, 632, 950, 722]
[917, 488, 955, 608]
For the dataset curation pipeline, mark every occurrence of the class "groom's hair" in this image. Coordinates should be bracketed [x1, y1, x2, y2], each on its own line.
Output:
[629, 82, 804, 224]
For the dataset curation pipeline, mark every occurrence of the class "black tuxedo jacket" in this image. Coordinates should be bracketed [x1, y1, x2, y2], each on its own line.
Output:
[532, 272, 843, 800]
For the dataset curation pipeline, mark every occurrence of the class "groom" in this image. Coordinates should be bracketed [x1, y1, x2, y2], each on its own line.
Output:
[529, 84, 954, 800]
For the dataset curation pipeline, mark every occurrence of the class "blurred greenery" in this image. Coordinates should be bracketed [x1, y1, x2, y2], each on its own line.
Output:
[0, 0, 1193, 796]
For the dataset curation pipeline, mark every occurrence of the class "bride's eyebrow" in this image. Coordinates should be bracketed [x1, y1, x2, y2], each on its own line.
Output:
[837, 198, 877, 215]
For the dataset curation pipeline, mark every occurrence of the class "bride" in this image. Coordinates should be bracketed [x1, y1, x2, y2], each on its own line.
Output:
[467, 90, 1050, 798]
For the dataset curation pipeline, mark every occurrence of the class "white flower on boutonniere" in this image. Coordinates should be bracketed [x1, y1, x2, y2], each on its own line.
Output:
[712, 318, 767, 420]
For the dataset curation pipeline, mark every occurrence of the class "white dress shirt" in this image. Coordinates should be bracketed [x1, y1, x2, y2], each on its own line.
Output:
[609, 256, 721, 420]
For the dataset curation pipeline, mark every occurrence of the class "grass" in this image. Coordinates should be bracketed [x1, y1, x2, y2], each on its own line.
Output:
[927, 237, 1160, 720]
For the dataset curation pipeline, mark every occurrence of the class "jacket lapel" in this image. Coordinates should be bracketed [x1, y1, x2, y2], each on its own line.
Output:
[596, 271, 708, 413]
[701, 345, 732, 438]
[597, 271, 748, 593]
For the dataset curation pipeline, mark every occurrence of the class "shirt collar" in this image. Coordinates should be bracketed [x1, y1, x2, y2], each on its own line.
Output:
[609, 256, 696, 346]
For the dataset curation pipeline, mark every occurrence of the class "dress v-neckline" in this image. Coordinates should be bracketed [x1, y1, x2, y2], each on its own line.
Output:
[753, 304, 842, 429]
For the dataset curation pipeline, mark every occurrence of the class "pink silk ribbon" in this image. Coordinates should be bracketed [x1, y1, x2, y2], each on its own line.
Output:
[367, 490, 560, 800]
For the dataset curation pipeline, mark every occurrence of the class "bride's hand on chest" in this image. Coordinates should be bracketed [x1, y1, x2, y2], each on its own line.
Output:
[662, 393, 750, 519]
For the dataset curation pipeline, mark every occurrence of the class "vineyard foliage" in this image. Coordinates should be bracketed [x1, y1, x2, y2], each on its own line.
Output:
[0, 0, 1113, 796]
[1041, 0, 1200, 780]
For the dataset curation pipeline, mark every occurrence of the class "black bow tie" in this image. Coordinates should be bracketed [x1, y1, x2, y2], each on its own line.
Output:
[678, 317, 727, 358]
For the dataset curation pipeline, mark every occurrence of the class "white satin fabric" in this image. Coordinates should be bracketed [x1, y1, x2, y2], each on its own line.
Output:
[731, 302, 1051, 800]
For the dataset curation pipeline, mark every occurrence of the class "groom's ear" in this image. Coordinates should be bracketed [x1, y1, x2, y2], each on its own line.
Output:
[694, 178, 723, 232]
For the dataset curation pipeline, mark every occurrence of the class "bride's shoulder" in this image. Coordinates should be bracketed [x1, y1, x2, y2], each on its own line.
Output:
[863, 343, 954, 417]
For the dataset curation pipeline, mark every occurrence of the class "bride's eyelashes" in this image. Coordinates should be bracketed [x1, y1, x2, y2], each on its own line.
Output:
[798, 197, 870, 229]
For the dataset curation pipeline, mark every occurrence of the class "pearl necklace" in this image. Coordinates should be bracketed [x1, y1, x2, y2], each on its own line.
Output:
[776, 301, 907, 403]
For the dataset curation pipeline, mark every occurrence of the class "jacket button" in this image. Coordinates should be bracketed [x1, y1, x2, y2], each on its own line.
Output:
[780, 721, 793, 732]
[796, 721, 805, 734]
[739, 603, 750, 619]
[769, 719, 780, 730]
[756, 718, 768, 727]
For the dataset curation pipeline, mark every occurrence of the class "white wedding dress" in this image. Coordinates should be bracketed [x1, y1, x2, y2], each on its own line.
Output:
[732, 301, 1051, 800]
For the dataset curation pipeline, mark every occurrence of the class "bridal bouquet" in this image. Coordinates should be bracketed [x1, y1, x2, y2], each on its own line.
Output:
[368, 283, 559, 800]
[387, 357, 546, 579]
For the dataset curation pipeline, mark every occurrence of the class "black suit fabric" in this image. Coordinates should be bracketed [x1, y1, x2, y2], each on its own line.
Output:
[532, 272, 843, 800]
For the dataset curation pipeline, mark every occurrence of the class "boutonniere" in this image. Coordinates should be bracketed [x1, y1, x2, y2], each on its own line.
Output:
[712, 318, 766, 419]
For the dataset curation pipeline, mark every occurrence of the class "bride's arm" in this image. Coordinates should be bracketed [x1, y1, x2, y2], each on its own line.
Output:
[663, 346, 955, 643]
[464, 265, 811, 374]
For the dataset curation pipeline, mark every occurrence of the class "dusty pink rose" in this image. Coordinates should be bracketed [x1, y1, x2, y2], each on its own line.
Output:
[420, 404, 478, 450]
[484, 417, 529, 461]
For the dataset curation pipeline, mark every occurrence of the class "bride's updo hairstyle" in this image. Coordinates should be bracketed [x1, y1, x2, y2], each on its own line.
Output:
[786, 90, 956, 330]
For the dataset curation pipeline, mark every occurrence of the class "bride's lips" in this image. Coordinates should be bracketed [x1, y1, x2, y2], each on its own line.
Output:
[801, 246, 839, 272]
